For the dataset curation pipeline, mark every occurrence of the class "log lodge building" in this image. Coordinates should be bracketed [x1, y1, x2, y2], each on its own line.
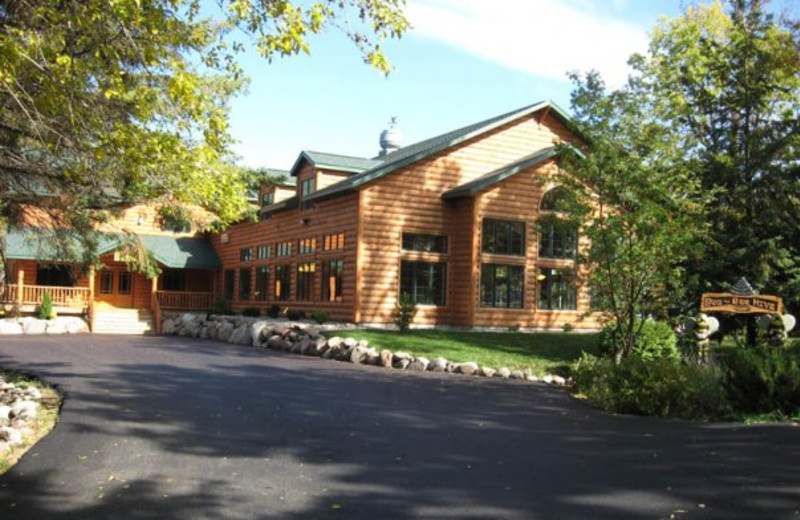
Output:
[2, 100, 599, 332]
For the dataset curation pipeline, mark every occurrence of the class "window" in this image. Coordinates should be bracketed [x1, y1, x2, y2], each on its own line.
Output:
[36, 264, 74, 287]
[540, 186, 574, 212]
[298, 238, 316, 255]
[400, 261, 446, 306]
[480, 264, 524, 308]
[482, 219, 525, 256]
[300, 177, 315, 210]
[274, 264, 291, 301]
[262, 191, 274, 206]
[538, 268, 577, 310]
[539, 218, 578, 259]
[323, 233, 345, 251]
[260, 212, 272, 222]
[239, 268, 252, 300]
[276, 242, 292, 257]
[99, 270, 114, 294]
[296, 262, 316, 301]
[240, 247, 252, 262]
[161, 269, 186, 291]
[118, 272, 132, 295]
[402, 233, 448, 253]
[255, 266, 269, 301]
[224, 270, 235, 301]
[322, 259, 344, 302]
[257, 245, 271, 260]
[162, 214, 191, 233]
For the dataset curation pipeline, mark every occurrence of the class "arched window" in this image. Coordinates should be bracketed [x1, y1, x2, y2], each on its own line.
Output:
[538, 187, 577, 260]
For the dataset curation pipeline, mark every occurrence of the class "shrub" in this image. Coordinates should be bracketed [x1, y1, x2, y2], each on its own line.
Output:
[599, 319, 679, 361]
[562, 323, 574, 333]
[241, 307, 260, 317]
[211, 295, 233, 315]
[722, 346, 800, 416]
[572, 353, 729, 420]
[286, 309, 306, 321]
[310, 310, 328, 324]
[39, 292, 55, 320]
[394, 292, 417, 332]
[266, 304, 281, 318]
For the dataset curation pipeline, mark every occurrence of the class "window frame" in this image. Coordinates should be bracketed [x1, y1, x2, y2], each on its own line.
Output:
[274, 264, 292, 301]
[239, 267, 252, 301]
[322, 258, 344, 302]
[480, 264, 525, 309]
[537, 268, 577, 311]
[481, 218, 526, 256]
[255, 266, 270, 301]
[402, 232, 448, 254]
[399, 260, 447, 307]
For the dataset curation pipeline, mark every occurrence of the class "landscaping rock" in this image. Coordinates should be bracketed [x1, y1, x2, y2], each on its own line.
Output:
[230, 324, 251, 345]
[251, 322, 270, 345]
[343, 337, 358, 349]
[312, 337, 329, 356]
[446, 362, 460, 373]
[298, 337, 315, 355]
[11, 401, 37, 420]
[408, 356, 430, 371]
[21, 319, 47, 335]
[217, 322, 235, 342]
[365, 348, 381, 366]
[64, 317, 90, 334]
[479, 366, 496, 378]
[458, 362, 479, 376]
[0, 426, 23, 445]
[46, 320, 68, 334]
[510, 370, 525, 380]
[429, 357, 449, 372]
[497, 367, 511, 379]
[350, 345, 368, 364]
[161, 319, 176, 335]
[380, 349, 393, 368]
[0, 320, 22, 335]
[0, 405, 11, 421]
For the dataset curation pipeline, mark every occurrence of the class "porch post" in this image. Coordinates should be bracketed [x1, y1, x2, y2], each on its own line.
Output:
[151, 273, 161, 333]
[88, 266, 95, 333]
[16, 268, 23, 307]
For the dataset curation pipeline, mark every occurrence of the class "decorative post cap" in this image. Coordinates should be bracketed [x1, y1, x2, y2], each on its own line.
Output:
[730, 277, 756, 296]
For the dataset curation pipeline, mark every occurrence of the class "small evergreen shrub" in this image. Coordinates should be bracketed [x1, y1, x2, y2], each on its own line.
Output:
[572, 353, 729, 420]
[39, 292, 55, 320]
[599, 320, 679, 361]
[211, 295, 233, 315]
[286, 309, 306, 321]
[310, 310, 328, 324]
[241, 307, 260, 317]
[394, 292, 417, 332]
[266, 304, 281, 318]
[722, 346, 800, 416]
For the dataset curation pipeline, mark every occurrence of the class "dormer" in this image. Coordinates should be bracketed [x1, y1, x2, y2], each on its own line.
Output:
[289, 151, 382, 210]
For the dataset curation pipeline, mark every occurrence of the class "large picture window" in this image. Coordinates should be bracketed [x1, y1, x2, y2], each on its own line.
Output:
[539, 217, 578, 259]
[480, 264, 524, 308]
[402, 233, 448, 253]
[322, 259, 344, 302]
[482, 219, 525, 256]
[538, 268, 577, 310]
[239, 268, 252, 301]
[274, 265, 291, 301]
[255, 266, 269, 301]
[296, 262, 316, 301]
[399, 261, 446, 306]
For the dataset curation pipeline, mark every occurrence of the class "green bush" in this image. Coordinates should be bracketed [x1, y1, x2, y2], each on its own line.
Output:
[394, 292, 417, 332]
[599, 320, 679, 361]
[572, 353, 729, 420]
[211, 295, 233, 315]
[241, 307, 260, 317]
[266, 304, 281, 318]
[722, 346, 800, 416]
[310, 310, 328, 324]
[39, 292, 55, 320]
[286, 309, 306, 321]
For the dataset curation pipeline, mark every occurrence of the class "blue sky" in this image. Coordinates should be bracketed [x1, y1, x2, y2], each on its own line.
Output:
[227, 0, 798, 170]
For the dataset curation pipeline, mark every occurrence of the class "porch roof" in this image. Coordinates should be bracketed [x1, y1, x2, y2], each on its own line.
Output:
[6, 229, 220, 269]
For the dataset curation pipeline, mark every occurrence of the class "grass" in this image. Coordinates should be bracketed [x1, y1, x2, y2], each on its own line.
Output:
[0, 370, 62, 475]
[336, 329, 601, 376]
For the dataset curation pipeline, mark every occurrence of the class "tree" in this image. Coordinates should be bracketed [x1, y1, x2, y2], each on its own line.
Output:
[630, 0, 800, 312]
[560, 71, 708, 364]
[0, 0, 408, 275]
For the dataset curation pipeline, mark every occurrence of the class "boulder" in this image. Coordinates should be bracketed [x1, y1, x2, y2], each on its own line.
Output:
[290, 342, 303, 354]
[230, 324, 251, 345]
[380, 349, 393, 368]
[321, 349, 334, 359]
[217, 322, 235, 342]
[343, 337, 358, 349]
[429, 357, 448, 372]
[479, 366, 497, 378]
[161, 319, 176, 335]
[408, 357, 430, 371]
[298, 337, 315, 355]
[64, 317, 90, 334]
[267, 336, 292, 351]
[0, 320, 22, 335]
[0, 405, 11, 421]
[327, 337, 344, 349]
[510, 370, 525, 380]
[46, 320, 68, 334]
[312, 338, 329, 356]
[393, 358, 411, 369]
[21, 319, 47, 335]
[337, 346, 354, 361]
[251, 321, 271, 345]
[458, 362, 479, 376]
[0, 427, 22, 445]
[365, 348, 381, 366]
[11, 401, 37, 420]
[350, 345, 368, 364]
[497, 367, 511, 379]
[446, 362, 460, 373]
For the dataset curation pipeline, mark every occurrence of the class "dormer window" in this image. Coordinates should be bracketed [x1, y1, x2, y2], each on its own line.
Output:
[262, 191, 274, 206]
[300, 177, 315, 210]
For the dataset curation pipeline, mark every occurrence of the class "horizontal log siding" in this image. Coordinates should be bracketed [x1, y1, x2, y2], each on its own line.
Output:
[358, 113, 592, 327]
[211, 190, 360, 321]
[473, 162, 599, 330]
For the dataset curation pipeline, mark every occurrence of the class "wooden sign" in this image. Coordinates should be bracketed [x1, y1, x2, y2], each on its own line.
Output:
[701, 293, 783, 314]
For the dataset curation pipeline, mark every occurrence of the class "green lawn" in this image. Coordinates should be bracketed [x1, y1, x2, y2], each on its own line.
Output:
[337, 329, 601, 376]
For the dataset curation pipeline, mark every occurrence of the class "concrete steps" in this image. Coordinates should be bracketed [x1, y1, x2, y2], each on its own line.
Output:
[93, 308, 154, 335]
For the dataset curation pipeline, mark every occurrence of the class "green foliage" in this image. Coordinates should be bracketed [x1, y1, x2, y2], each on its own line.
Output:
[241, 307, 260, 317]
[722, 346, 800, 416]
[599, 320, 679, 361]
[393, 292, 417, 332]
[38, 292, 54, 320]
[310, 310, 329, 325]
[211, 295, 233, 315]
[286, 309, 306, 321]
[572, 353, 730, 420]
[266, 304, 282, 319]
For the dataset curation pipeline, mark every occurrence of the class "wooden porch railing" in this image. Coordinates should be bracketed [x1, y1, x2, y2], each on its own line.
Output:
[1, 283, 89, 308]
[156, 291, 214, 310]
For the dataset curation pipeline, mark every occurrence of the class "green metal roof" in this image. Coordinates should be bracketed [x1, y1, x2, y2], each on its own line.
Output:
[442, 147, 561, 199]
[6, 229, 220, 269]
[306, 100, 574, 202]
[289, 151, 382, 177]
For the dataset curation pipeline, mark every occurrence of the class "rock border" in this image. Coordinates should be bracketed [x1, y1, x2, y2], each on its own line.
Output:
[162, 313, 569, 386]
[0, 316, 90, 335]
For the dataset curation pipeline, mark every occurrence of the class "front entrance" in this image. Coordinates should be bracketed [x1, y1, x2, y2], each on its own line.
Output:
[95, 268, 134, 308]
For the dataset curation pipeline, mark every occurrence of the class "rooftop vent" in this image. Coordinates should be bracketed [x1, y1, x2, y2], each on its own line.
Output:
[379, 117, 402, 156]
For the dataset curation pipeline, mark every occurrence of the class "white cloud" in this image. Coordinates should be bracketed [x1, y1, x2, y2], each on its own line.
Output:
[406, 0, 648, 87]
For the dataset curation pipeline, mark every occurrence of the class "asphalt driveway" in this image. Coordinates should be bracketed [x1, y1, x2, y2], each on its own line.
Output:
[0, 335, 798, 519]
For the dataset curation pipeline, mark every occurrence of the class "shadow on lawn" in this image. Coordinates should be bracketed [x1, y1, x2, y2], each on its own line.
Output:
[0, 336, 799, 519]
